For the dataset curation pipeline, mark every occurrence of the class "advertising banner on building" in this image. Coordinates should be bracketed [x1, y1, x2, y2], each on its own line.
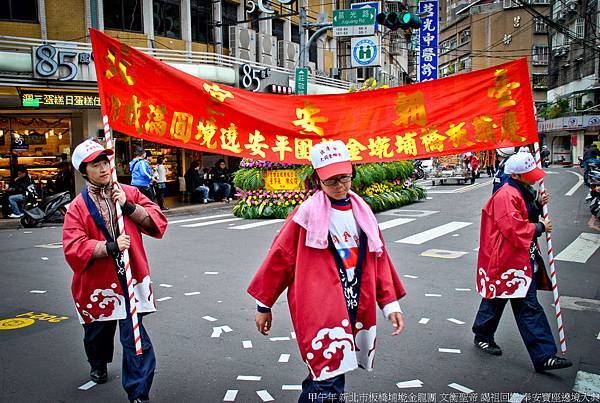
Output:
[90, 29, 537, 164]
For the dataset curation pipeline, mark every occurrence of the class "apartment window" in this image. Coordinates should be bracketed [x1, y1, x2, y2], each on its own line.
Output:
[191, 0, 214, 43]
[272, 19, 284, 42]
[532, 0, 549, 4]
[533, 17, 548, 33]
[532, 45, 549, 65]
[222, 2, 238, 49]
[0, 0, 38, 22]
[291, 24, 300, 44]
[458, 57, 471, 71]
[575, 18, 585, 39]
[532, 73, 548, 89]
[104, 0, 142, 32]
[459, 28, 471, 45]
[153, 0, 181, 38]
[441, 40, 450, 54]
[449, 37, 457, 50]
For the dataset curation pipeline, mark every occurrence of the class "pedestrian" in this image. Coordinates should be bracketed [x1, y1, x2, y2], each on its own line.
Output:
[62, 140, 168, 403]
[130, 147, 155, 201]
[247, 140, 406, 402]
[50, 162, 74, 196]
[6, 165, 33, 218]
[469, 152, 480, 184]
[472, 150, 572, 372]
[184, 160, 210, 204]
[492, 147, 515, 194]
[209, 159, 233, 202]
[153, 156, 168, 211]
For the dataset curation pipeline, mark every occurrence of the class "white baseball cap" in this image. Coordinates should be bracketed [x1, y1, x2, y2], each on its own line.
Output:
[72, 139, 114, 171]
[497, 147, 515, 158]
[504, 151, 546, 182]
[310, 140, 352, 180]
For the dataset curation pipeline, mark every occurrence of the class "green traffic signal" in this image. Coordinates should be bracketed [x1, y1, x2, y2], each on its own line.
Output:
[376, 11, 422, 31]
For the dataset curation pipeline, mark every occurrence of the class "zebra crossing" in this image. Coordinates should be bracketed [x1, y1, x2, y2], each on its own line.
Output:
[169, 213, 600, 263]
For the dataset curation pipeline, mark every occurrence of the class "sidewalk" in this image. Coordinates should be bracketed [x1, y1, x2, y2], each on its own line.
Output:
[0, 196, 235, 230]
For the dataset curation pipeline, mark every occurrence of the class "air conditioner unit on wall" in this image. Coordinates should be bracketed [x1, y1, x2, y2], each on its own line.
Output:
[229, 26, 257, 62]
[277, 40, 299, 70]
[257, 33, 278, 67]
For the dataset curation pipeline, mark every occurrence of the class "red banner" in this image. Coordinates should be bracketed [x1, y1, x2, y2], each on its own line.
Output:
[90, 29, 538, 164]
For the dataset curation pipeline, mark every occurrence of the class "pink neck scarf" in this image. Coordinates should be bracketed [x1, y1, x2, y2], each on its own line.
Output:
[292, 189, 383, 257]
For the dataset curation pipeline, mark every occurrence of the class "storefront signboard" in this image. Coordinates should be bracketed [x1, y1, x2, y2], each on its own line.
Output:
[20, 90, 101, 109]
[32, 44, 97, 82]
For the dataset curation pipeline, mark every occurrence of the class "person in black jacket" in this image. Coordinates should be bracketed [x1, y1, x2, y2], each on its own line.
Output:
[209, 159, 233, 202]
[7, 166, 33, 218]
[184, 160, 210, 204]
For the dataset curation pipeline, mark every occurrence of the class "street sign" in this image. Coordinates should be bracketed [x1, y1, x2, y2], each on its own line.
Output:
[350, 2, 381, 32]
[333, 8, 376, 37]
[295, 67, 308, 95]
[351, 36, 381, 67]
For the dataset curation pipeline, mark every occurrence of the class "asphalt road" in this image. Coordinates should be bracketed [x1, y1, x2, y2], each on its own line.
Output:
[1, 167, 599, 402]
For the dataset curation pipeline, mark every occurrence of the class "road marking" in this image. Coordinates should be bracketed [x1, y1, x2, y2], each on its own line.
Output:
[230, 219, 285, 230]
[29, 290, 47, 294]
[396, 380, 423, 389]
[78, 381, 97, 390]
[425, 293, 442, 297]
[380, 209, 439, 218]
[205, 271, 219, 275]
[159, 284, 173, 288]
[378, 218, 415, 231]
[242, 340, 253, 349]
[448, 383, 474, 393]
[455, 288, 472, 292]
[395, 222, 472, 245]
[447, 318, 466, 325]
[270, 336, 291, 341]
[34, 242, 62, 249]
[182, 217, 243, 228]
[573, 371, 600, 395]
[282, 385, 302, 391]
[256, 390, 274, 402]
[156, 297, 172, 302]
[169, 213, 233, 224]
[0, 318, 36, 330]
[237, 375, 262, 381]
[184, 291, 201, 296]
[558, 296, 600, 313]
[278, 353, 291, 363]
[403, 275, 419, 279]
[565, 171, 584, 196]
[223, 389, 238, 401]
[439, 348, 461, 354]
[555, 233, 600, 263]
[453, 180, 493, 193]
[291, 331, 296, 339]
[40, 257, 49, 260]
[418, 318, 430, 325]
[211, 327, 223, 338]
[202, 316, 218, 322]
[420, 249, 468, 259]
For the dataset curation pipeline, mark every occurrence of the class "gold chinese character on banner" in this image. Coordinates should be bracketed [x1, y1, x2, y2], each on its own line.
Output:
[203, 83, 234, 103]
[368, 136, 394, 158]
[144, 104, 167, 137]
[420, 128, 446, 152]
[346, 138, 367, 161]
[395, 132, 418, 156]
[272, 135, 292, 160]
[105, 48, 135, 86]
[445, 122, 473, 148]
[488, 69, 520, 108]
[292, 101, 328, 136]
[294, 138, 313, 161]
[245, 130, 269, 158]
[123, 95, 143, 134]
[392, 92, 427, 128]
[170, 112, 194, 143]
[109, 95, 122, 121]
[501, 111, 524, 142]
[472, 115, 498, 144]
[220, 123, 242, 153]
[195, 118, 218, 149]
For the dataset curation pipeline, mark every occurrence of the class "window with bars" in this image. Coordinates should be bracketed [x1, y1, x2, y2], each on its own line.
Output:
[533, 17, 548, 33]
[532, 74, 548, 89]
[191, 0, 214, 43]
[154, 0, 181, 38]
[459, 29, 471, 45]
[104, 0, 142, 32]
[0, 0, 38, 22]
[575, 18, 585, 38]
[532, 45, 549, 65]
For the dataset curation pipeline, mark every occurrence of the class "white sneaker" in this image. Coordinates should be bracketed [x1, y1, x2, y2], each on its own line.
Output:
[203, 199, 208, 204]
[8, 213, 23, 219]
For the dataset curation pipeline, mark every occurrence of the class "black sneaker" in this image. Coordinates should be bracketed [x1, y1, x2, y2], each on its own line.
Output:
[535, 356, 573, 372]
[474, 339, 502, 356]
[90, 366, 107, 384]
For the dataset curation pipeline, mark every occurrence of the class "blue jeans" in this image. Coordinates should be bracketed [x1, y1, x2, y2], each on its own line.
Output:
[212, 182, 232, 200]
[8, 193, 25, 215]
[194, 185, 210, 202]
[472, 276, 557, 367]
[299, 374, 345, 402]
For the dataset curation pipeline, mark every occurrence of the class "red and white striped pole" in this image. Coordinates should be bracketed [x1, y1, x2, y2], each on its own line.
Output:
[533, 141, 567, 354]
[103, 114, 143, 356]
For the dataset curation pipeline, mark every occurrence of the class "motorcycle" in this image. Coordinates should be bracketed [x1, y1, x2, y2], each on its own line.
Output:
[20, 184, 71, 227]
[413, 160, 426, 180]
[587, 166, 600, 218]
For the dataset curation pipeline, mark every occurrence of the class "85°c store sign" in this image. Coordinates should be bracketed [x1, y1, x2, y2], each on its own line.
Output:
[33, 44, 98, 82]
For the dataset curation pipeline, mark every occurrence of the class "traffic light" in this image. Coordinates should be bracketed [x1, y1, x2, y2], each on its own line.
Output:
[376, 11, 422, 31]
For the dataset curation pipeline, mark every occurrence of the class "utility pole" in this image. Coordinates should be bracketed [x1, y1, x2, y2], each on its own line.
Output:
[299, 0, 308, 68]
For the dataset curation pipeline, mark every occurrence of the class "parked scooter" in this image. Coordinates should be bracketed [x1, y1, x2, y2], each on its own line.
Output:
[20, 185, 71, 227]
[586, 164, 600, 219]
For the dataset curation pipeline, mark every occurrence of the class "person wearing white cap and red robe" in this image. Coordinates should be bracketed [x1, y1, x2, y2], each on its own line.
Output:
[248, 140, 406, 402]
[62, 139, 167, 403]
[472, 150, 572, 372]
